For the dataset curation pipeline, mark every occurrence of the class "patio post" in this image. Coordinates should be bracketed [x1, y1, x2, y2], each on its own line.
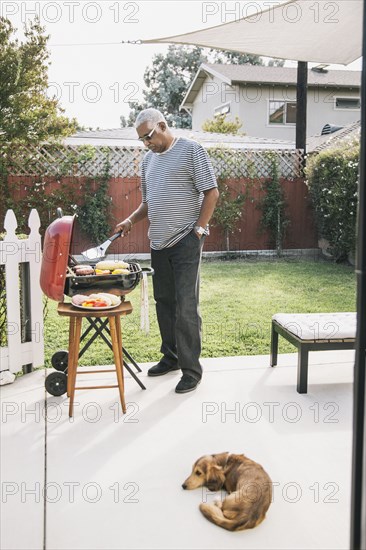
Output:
[295, 61, 308, 166]
[350, 0, 366, 548]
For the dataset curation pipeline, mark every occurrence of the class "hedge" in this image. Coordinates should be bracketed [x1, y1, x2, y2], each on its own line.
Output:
[306, 142, 359, 261]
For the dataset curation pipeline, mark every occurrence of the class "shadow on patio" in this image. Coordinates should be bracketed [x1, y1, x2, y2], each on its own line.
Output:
[1, 349, 355, 550]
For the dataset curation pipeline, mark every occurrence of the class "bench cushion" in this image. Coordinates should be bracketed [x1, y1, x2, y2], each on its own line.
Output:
[272, 312, 356, 341]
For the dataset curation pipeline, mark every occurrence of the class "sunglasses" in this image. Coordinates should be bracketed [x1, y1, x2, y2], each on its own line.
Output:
[138, 123, 159, 142]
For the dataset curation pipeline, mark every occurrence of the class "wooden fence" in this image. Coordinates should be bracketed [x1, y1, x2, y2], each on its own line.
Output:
[0, 210, 44, 373]
[1, 143, 318, 254]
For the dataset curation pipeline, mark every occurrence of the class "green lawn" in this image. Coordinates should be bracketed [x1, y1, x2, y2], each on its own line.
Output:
[43, 258, 356, 368]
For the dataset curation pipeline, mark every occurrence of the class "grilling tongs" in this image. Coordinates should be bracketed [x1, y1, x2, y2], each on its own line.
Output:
[81, 231, 123, 261]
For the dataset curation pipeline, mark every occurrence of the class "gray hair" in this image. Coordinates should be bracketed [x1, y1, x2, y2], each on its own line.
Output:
[134, 108, 167, 128]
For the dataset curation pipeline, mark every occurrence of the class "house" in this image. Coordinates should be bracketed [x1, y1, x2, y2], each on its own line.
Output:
[180, 64, 361, 141]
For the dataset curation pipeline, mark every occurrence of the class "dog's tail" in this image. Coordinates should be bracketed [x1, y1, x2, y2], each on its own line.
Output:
[199, 502, 264, 532]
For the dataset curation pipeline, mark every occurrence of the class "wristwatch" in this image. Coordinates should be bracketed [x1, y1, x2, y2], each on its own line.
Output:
[194, 226, 206, 236]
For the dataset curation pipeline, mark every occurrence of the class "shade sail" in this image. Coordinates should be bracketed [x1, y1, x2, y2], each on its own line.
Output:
[143, 0, 363, 65]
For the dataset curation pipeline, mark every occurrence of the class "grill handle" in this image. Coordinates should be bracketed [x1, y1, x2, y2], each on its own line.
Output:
[141, 267, 154, 276]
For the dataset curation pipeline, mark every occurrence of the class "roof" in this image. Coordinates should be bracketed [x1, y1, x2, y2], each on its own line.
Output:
[182, 63, 361, 107]
[64, 127, 295, 150]
[307, 120, 361, 153]
[65, 120, 361, 155]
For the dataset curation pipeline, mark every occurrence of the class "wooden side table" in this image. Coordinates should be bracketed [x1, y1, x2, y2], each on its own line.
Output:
[57, 301, 133, 417]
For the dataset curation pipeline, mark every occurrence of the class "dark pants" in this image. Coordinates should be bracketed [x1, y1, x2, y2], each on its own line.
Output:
[150, 231, 205, 382]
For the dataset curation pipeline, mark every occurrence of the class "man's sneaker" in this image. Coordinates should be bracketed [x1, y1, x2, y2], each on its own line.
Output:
[175, 374, 201, 394]
[147, 362, 180, 377]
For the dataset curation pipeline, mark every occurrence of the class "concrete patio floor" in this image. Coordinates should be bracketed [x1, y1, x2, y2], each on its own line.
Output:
[0, 349, 355, 550]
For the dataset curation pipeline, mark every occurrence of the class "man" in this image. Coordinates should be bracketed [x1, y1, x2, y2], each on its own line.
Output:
[115, 108, 219, 393]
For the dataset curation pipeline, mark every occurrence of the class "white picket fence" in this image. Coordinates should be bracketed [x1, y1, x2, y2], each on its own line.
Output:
[0, 209, 44, 374]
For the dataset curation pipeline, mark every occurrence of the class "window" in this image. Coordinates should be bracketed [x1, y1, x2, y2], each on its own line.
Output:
[335, 97, 361, 110]
[269, 101, 297, 125]
[214, 103, 231, 117]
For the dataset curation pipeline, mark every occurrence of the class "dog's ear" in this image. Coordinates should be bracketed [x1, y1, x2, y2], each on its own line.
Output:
[206, 465, 226, 491]
[211, 452, 229, 468]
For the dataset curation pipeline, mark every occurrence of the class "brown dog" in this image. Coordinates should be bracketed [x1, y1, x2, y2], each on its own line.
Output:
[182, 452, 272, 531]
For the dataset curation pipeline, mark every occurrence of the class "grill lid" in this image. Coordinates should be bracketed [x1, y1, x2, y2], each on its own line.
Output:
[40, 214, 75, 301]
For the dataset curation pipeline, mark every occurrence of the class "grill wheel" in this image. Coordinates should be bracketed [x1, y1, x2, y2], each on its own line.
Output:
[45, 371, 68, 396]
[51, 350, 69, 372]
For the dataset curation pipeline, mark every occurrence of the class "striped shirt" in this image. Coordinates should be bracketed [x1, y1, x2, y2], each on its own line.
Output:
[141, 137, 217, 250]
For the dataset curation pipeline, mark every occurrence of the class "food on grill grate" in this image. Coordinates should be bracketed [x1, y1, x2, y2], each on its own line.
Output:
[94, 267, 130, 275]
[74, 265, 94, 276]
[95, 260, 130, 271]
[111, 268, 130, 275]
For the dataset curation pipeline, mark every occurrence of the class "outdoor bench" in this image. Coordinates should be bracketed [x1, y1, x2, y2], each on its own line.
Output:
[270, 312, 356, 393]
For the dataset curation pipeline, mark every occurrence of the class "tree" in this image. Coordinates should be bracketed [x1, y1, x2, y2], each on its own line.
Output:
[120, 115, 128, 128]
[268, 58, 286, 67]
[202, 114, 243, 134]
[127, 45, 206, 128]
[0, 17, 77, 143]
[212, 50, 264, 66]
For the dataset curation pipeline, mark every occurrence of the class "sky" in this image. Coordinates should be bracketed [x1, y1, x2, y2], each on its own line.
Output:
[2, 0, 363, 129]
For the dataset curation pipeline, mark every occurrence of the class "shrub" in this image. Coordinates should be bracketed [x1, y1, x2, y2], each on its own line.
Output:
[306, 142, 359, 261]
[0, 145, 113, 243]
[208, 147, 248, 251]
[202, 114, 244, 134]
[77, 160, 112, 243]
[258, 154, 290, 256]
[211, 179, 247, 251]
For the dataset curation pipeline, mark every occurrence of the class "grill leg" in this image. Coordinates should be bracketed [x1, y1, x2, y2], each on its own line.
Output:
[80, 322, 95, 343]
[122, 347, 142, 373]
[93, 319, 146, 389]
[92, 320, 142, 373]
[123, 359, 146, 390]
[79, 318, 109, 357]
